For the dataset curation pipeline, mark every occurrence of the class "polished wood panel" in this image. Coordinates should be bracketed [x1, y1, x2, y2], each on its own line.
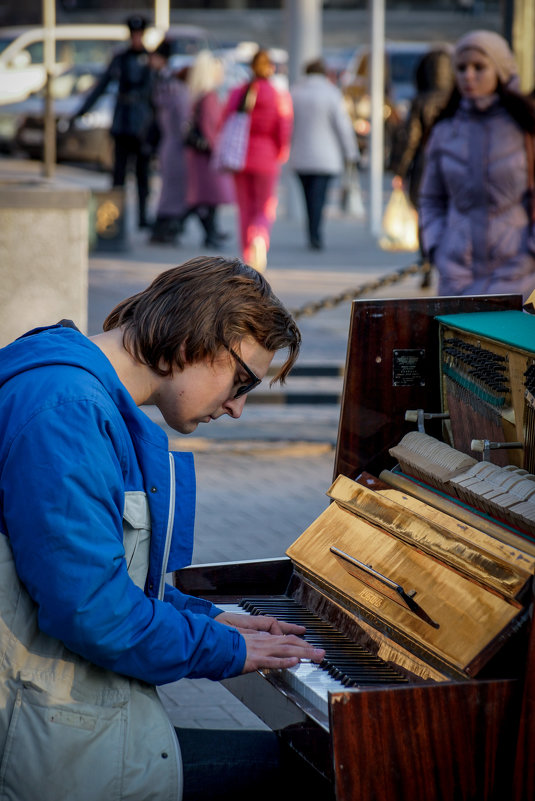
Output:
[513, 578, 535, 801]
[334, 295, 522, 482]
[330, 679, 520, 801]
[173, 556, 292, 602]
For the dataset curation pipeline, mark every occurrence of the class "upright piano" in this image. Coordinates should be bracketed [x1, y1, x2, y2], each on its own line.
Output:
[174, 295, 535, 801]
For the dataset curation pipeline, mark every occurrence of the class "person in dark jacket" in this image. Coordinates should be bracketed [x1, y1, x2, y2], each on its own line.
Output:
[390, 47, 454, 286]
[73, 15, 155, 228]
[0, 256, 324, 801]
[419, 30, 535, 299]
[390, 49, 454, 211]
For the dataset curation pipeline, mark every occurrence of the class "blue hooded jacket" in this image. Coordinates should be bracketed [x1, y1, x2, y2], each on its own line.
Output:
[0, 325, 246, 684]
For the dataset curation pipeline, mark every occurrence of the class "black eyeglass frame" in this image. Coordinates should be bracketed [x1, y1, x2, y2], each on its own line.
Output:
[227, 347, 262, 399]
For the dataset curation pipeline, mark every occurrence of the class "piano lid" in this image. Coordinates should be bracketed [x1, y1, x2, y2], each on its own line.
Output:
[286, 475, 529, 676]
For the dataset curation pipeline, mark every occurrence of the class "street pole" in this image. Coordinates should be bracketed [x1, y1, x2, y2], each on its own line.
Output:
[42, 0, 55, 179]
[286, 0, 322, 87]
[503, 0, 535, 92]
[369, 0, 385, 237]
[284, 0, 322, 220]
[513, 0, 535, 92]
[154, 0, 170, 33]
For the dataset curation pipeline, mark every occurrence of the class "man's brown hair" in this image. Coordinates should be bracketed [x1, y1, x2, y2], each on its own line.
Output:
[103, 256, 301, 383]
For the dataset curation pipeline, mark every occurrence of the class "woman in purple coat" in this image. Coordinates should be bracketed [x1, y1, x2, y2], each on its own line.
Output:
[183, 51, 233, 247]
[149, 42, 191, 245]
[419, 30, 535, 300]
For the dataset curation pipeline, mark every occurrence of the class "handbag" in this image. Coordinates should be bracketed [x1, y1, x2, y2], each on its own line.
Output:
[184, 101, 211, 154]
[212, 83, 257, 172]
[379, 186, 419, 252]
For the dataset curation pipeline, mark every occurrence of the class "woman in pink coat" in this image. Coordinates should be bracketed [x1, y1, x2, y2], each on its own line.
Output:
[220, 50, 293, 272]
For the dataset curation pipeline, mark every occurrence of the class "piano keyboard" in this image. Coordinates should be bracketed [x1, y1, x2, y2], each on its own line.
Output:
[239, 597, 408, 697]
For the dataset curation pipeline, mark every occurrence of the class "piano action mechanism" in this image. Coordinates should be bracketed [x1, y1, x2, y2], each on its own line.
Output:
[174, 295, 535, 801]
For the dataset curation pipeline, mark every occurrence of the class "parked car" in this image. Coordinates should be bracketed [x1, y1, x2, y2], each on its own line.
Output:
[341, 41, 449, 165]
[0, 24, 131, 105]
[9, 64, 115, 170]
[0, 23, 211, 106]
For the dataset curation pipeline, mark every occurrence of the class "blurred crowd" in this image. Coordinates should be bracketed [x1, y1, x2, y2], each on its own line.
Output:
[72, 14, 358, 273]
[77, 15, 535, 299]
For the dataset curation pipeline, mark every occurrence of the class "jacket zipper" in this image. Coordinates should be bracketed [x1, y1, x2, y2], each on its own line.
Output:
[158, 452, 176, 601]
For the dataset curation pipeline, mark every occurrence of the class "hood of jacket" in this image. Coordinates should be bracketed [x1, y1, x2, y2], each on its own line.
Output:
[0, 324, 196, 573]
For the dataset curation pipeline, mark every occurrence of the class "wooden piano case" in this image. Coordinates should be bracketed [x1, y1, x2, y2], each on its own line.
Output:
[321, 473, 533, 801]
[332, 294, 534, 801]
[174, 295, 535, 801]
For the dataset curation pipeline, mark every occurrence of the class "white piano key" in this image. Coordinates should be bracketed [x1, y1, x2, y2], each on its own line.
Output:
[282, 661, 345, 718]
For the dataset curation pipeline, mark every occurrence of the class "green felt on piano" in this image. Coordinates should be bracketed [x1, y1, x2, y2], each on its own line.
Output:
[435, 310, 535, 351]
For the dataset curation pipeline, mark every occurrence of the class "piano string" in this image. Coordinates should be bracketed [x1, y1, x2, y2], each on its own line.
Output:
[442, 336, 510, 466]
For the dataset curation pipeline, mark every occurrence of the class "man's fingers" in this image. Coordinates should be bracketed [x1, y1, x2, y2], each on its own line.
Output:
[255, 656, 302, 670]
[246, 615, 306, 636]
[277, 620, 306, 635]
[214, 611, 307, 638]
[241, 630, 325, 674]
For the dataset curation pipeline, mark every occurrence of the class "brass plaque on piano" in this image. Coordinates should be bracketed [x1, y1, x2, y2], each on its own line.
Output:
[286, 475, 527, 675]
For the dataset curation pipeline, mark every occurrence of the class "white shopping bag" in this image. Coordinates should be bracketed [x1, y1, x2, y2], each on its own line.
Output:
[379, 187, 419, 252]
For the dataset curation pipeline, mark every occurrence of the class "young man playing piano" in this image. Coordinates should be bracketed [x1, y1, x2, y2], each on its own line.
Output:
[0, 256, 324, 801]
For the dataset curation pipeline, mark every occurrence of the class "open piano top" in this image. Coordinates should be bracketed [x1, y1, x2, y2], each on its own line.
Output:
[174, 295, 535, 801]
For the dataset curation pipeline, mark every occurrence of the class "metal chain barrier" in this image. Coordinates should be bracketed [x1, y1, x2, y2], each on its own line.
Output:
[290, 259, 428, 320]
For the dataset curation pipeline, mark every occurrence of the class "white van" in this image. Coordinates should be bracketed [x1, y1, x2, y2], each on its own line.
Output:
[0, 24, 168, 105]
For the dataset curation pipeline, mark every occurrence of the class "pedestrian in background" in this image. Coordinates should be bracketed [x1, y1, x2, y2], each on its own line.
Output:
[289, 57, 359, 250]
[149, 43, 190, 245]
[390, 49, 454, 212]
[183, 50, 233, 248]
[419, 30, 535, 299]
[220, 49, 293, 273]
[390, 47, 454, 285]
[72, 15, 155, 229]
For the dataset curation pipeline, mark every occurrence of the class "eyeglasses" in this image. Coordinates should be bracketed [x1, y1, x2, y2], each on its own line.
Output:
[227, 347, 262, 399]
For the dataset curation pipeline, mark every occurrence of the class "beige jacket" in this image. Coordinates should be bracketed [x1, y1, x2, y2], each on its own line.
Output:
[0, 492, 182, 801]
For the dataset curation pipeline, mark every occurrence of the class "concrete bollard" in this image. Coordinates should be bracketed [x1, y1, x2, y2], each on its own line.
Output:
[0, 179, 90, 346]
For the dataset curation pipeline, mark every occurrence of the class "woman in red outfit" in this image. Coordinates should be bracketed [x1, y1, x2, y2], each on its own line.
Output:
[220, 50, 293, 272]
